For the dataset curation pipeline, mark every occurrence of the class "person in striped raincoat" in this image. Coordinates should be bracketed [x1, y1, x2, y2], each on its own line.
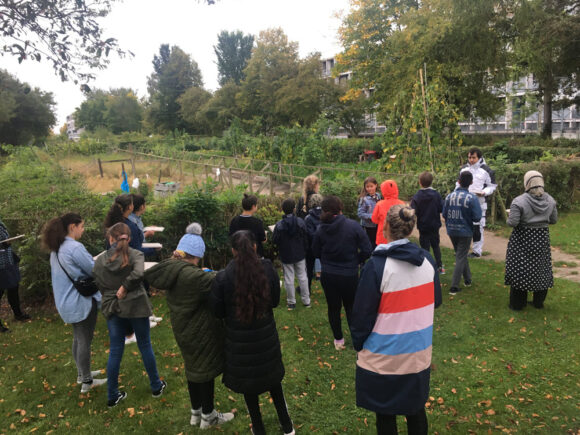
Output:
[351, 204, 442, 435]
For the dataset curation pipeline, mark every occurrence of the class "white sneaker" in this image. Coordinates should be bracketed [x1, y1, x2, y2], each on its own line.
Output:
[200, 410, 235, 429]
[190, 408, 202, 426]
[80, 378, 107, 393]
[149, 320, 157, 329]
[125, 334, 137, 345]
[77, 370, 104, 384]
[150, 315, 163, 323]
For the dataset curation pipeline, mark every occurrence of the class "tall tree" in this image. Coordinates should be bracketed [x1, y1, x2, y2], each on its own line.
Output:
[146, 44, 204, 132]
[0, 69, 55, 145]
[75, 88, 143, 133]
[337, 0, 510, 123]
[214, 30, 254, 86]
[237, 28, 326, 132]
[0, 0, 129, 83]
[511, 0, 580, 137]
[197, 82, 241, 135]
[104, 89, 143, 133]
[178, 86, 212, 134]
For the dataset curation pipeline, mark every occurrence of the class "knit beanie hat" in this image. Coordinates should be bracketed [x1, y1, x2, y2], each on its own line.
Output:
[176, 223, 205, 258]
[524, 170, 544, 197]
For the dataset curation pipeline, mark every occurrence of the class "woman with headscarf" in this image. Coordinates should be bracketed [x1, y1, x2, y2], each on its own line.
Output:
[505, 171, 558, 310]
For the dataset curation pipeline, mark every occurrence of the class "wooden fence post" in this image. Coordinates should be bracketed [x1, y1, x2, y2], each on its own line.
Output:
[269, 174, 274, 196]
[98, 158, 104, 178]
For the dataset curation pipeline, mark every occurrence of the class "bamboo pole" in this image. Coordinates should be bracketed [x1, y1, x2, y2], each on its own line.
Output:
[419, 68, 434, 173]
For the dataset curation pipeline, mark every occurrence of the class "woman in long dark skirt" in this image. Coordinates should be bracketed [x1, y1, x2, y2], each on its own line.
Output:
[505, 170, 558, 310]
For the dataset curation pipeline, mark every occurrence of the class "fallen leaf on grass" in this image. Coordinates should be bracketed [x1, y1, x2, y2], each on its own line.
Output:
[127, 408, 135, 417]
[484, 409, 496, 415]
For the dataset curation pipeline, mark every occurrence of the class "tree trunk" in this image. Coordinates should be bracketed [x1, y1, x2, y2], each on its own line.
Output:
[541, 88, 552, 138]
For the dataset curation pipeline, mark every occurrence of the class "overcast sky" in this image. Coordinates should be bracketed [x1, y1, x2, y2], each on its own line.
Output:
[2, 0, 351, 129]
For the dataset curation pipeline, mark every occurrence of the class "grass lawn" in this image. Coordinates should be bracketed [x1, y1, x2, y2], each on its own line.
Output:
[1, 247, 578, 434]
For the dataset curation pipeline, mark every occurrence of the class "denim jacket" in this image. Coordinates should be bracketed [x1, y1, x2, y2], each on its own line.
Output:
[443, 188, 482, 237]
[50, 237, 101, 324]
[358, 193, 382, 228]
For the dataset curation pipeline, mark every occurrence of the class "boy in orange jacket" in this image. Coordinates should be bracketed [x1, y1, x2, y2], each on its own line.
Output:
[371, 180, 405, 245]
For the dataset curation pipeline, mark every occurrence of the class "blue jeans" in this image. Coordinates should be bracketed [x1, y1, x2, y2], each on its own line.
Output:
[106, 315, 162, 401]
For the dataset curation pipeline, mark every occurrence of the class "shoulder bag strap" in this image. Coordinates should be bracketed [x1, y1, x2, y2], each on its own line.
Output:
[55, 250, 77, 285]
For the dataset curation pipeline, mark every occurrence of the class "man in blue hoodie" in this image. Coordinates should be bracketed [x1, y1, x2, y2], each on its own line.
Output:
[273, 198, 310, 310]
[443, 172, 482, 295]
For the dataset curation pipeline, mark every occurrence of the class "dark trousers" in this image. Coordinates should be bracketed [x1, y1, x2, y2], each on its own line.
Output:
[376, 409, 428, 435]
[419, 230, 442, 268]
[364, 226, 378, 250]
[510, 287, 548, 310]
[320, 272, 358, 341]
[449, 236, 472, 288]
[243, 383, 292, 435]
[187, 379, 214, 414]
[0, 285, 24, 317]
[305, 250, 315, 292]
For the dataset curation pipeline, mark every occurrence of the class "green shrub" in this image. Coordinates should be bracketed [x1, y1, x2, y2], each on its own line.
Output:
[0, 147, 111, 301]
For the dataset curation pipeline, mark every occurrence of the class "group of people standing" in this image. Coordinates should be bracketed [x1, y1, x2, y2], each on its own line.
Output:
[2, 145, 560, 434]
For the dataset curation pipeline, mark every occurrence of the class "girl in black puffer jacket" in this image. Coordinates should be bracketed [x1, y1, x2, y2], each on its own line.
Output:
[210, 230, 295, 435]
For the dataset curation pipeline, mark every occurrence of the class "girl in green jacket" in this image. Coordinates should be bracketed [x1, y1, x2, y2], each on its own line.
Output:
[145, 223, 234, 429]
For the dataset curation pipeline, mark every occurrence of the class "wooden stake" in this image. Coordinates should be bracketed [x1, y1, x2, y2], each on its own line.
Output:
[419, 68, 434, 172]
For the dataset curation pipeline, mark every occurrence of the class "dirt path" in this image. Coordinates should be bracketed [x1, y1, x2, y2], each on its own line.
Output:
[412, 224, 580, 283]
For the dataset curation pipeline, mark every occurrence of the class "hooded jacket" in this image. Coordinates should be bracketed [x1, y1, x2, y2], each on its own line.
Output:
[210, 258, 284, 394]
[351, 240, 442, 415]
[312, 214, 372, 276]
[459, 157, 496, 211]
[272, 214, 308, 264]
[145, 259, 225, 383]
[507, 192, 557, 228]
[410, 188, 444, 233]
[371, 180, 405, 245]
[93, 246, 152, 319]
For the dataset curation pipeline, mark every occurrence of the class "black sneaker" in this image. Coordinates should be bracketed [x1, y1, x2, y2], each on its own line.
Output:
[152, 380, 167, 398]
[107, 391, 127, 408]
[14, 313, 31, 321]
[467, 252, 481, 258]
[464, 281, 472, 287]
[449, 287, 462, 295]
[287, 304, 296, 311]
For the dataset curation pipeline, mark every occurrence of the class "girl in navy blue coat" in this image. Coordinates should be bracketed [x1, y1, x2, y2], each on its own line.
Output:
[312, 195, 372, 350]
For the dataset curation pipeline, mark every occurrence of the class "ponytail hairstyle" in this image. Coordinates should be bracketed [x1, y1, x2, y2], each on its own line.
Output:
[320, 195, 343, 224]
[107, 222, 131, 268]
[386, 204, 416, 241]
[104, 194, 133, 229]
[230, 230, 270, 324]
[360, 176, 378, 198]
[41, 213, 83, 252]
